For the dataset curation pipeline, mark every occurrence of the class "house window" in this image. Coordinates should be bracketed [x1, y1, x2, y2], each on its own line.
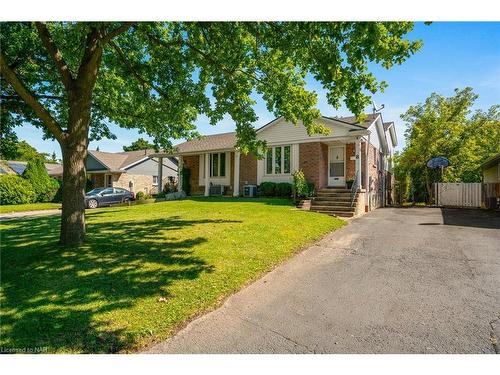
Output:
[284, 146, 291, 173]
[266, 148, 273, 174]
[210, 152, 226, 177]
[275, 147, 282, 174]
[266, 145, 291, 175]
[153, 175, 158, 185]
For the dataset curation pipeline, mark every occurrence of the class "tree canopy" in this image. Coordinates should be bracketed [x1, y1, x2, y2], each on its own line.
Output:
[0, 134, 53, 162]
[1, 22, 422, 153]
[394, 87, 500, 202]
[123, 138, 156, 151]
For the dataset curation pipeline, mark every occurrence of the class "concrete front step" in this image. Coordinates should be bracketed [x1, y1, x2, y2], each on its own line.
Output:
[310, 205, 355, 212]
[317, 193, 352, 198]
[310, 209, 355, 217]
[313, 197, 356, 204]
[311, 201, 356, 208]
[318, 189, 351, 193]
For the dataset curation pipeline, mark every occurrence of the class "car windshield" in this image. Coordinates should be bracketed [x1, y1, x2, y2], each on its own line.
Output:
[86, 188, 104, 195]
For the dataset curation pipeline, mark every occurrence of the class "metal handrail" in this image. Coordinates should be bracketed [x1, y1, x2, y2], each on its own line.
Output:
[350, 174, 359, 207]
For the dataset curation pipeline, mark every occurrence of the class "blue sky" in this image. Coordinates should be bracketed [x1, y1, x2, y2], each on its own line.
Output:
[14, 22, 500, 159]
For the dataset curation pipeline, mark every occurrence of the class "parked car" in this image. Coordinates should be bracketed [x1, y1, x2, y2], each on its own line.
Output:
[85, 187, 135, 208]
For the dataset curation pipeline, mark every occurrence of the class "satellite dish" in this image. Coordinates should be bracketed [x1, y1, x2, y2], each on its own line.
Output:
[427, 157, 450, 169]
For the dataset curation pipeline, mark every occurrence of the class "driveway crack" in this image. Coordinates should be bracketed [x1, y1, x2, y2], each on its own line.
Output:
[234, 313, 317, 353]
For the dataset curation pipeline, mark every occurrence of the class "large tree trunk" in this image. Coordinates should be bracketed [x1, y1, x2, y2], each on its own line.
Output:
[60, 139, 88, 245]
[59, 90, 92, 245]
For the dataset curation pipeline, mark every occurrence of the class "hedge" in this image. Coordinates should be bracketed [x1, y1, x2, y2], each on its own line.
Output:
[258, 182, 293, 197]
[0, 175, 36, 205]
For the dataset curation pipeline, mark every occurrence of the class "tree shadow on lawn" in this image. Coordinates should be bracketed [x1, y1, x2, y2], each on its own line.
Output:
[1, 214, 241, 353]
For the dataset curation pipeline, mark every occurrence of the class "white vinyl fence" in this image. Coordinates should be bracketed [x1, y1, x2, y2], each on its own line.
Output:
[434, 183, 481, 208]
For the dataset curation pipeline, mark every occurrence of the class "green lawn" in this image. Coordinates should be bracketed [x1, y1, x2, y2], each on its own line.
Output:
[0, 202, 61, 214]
[0, 197, 345, 353]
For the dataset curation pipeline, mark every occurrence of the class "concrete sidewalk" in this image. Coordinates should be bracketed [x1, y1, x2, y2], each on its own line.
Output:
[144, 207, 500, 354]
[0, 209, 60, 221]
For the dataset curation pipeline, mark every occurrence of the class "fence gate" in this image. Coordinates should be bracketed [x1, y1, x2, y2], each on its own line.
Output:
[434, 183, 481, 208]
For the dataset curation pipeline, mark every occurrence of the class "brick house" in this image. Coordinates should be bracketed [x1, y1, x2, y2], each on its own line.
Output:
[152, 113, 397, 215]
[50, 149, 178, 195]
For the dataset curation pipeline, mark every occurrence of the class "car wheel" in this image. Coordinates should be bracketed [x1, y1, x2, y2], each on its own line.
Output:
[87, 199, 98, 209]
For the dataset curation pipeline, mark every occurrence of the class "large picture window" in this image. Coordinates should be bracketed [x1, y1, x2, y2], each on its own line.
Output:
[265, 145, 291, 175]
[210, 152, 226, 177]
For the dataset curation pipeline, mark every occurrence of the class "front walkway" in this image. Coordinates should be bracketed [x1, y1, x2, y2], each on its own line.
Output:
[145, 207, 500, 353]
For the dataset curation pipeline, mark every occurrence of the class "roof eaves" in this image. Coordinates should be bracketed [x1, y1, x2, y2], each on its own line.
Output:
[321, 115, 368, 129]
[481, 153, 500, 170]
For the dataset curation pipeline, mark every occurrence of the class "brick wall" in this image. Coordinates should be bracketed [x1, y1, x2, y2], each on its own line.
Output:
[345, 142, 356, 181]
[113, 172, 156, 195]
[366, 142, 383, 209]
[89, 173, 105, 188]
[299, 142, 321, 190]
[319, 142, 329, 189]
[182, 155, 204, 195]
[239, 152, 257, 193]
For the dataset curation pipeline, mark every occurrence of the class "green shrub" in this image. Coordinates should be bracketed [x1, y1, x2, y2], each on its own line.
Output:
[0, 174, 36, 204]
[180, 168, 191, 195]
[275, 182, 292, 197]
[22, 158, 58, 202]
[51, 179, 63, 202]
[86, 178, 94, 192]
[163, 179, 178, 193]
[259, 182, 276, 196]
[292, 170, 315, 199]
[136, 191, 145, 200]
[292, 170, 308, 198]
[43, 178, 60, 202]
[306, 182, 315, 197]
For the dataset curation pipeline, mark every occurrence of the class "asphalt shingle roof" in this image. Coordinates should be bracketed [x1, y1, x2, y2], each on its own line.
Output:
[174, 132, 237, 154]
[333, 113, 380, 129]
[48, 149, 177, 176]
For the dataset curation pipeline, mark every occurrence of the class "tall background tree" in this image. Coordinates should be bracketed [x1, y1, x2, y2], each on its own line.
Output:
[394, 87, 500, 203]
[1, 22, 423, 244]
[123, 137, 155, 151]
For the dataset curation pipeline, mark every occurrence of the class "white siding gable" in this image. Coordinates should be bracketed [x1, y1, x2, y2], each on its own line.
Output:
[257, 117, 359, 145]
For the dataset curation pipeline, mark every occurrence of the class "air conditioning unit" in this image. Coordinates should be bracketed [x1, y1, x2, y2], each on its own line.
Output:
[243, 185, 257, 197]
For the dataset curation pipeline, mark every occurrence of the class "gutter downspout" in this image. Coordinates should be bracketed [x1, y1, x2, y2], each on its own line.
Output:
[365, 133, 370, 212]
[382, 153, 386, 207]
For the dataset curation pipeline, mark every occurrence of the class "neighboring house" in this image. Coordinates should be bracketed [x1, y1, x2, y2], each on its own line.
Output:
[0, 160, 61, 175]
[481, 153, 500, 209]
[481, 153, 500, 183]
[152, 112, 397, 214]
[50, 149, 178, 195]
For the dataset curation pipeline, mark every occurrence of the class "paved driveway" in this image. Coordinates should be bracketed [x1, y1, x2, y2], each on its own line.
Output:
[145, 207, 500, 354]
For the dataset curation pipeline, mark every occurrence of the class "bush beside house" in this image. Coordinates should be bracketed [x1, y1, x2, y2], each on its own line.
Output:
[0, 175, 36, 204]
[0, 158, 61, 205]
[258, 182, 293, 197]
[22, 158, 60, 202]
[292, 170, 315, 199]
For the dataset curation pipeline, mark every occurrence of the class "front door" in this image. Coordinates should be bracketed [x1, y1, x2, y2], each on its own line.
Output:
[328, 145, 345, 187]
